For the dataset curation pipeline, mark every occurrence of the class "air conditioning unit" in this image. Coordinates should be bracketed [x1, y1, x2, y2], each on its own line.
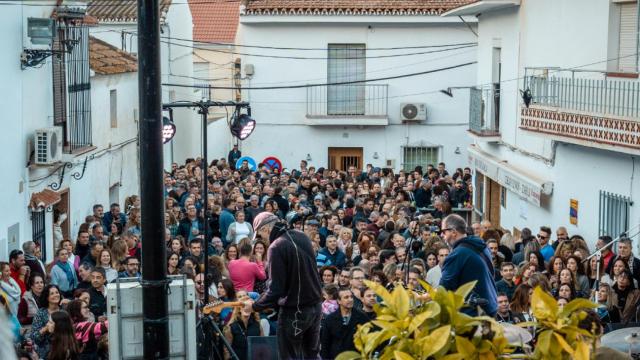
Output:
[400, 103, 427, 122]
[34, 127, 63, 165]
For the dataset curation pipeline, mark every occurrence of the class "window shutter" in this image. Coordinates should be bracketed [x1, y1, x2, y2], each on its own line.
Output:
[52, 28, 67, 126]
[327, 44, 366, 115]
[618, 2, 638, 72]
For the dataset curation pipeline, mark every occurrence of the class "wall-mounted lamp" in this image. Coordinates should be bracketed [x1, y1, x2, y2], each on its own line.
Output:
[306, 153, 312, 162]
[373, 152, 379, 159]
[21, 16, 79, 69]
[520, 89, 533, 108]
[439, 86, 475, 98]
[454, 147, 461, 154]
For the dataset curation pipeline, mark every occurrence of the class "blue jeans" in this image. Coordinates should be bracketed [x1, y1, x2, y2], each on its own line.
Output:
[277, 304, 322, 359]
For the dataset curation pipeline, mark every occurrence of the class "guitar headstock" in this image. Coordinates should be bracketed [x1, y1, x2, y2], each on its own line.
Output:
[202, 300, 243, 315]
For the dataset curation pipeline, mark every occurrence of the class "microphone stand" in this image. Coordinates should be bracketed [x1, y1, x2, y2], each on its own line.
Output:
[584, 224, 640, 302]
[403, 234, 418, 285]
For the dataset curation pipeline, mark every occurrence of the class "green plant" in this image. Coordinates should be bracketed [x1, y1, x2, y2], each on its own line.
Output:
[337, 281, 598, 360]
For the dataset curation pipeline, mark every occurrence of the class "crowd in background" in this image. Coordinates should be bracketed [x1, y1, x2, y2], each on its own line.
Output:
[1, 152, 634, 359]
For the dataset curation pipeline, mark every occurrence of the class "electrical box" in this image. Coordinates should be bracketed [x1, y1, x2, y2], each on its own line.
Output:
[107, 277, 197, 360]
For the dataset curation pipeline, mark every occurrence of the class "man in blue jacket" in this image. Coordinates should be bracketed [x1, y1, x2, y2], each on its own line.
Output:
[440, 214, 498, 316]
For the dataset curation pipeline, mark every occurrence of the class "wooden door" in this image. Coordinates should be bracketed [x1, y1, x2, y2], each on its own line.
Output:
[328, 147, 363, 171]
[484, 178, 501, 227]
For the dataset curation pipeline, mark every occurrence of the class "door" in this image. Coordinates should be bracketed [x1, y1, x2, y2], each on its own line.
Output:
[328, 147, 363, 171]
[53, 189, 70, 241]
[484, 178, 502, 227]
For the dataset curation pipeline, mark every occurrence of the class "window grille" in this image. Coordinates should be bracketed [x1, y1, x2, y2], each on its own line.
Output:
[327, 44, 366, 115]
[31, 210, 46, 262]
[599, 190, 632, 238]
[402, 146, 439, 172]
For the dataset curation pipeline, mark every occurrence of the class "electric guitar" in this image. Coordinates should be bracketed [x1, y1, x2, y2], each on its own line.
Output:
[202, 300, 244, 315]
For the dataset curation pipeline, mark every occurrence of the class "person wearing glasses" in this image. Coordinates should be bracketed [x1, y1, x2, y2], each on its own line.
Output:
[537, 226, 554, 262]
[439, 214, 498, 316]
[118, 256, 141, 279]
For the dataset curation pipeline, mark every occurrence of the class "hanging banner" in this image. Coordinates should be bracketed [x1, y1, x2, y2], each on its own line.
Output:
[570, 199, 578, 225]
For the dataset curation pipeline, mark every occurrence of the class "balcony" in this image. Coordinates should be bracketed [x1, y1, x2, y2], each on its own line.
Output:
[305, 84, 388, 126]
[521, 69, 640, 154]
[468, 86, 501, 142]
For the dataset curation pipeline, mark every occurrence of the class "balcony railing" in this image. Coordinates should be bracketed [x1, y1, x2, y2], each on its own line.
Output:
[306, 84, 388, 118]
[468, 86, 501, 138]
[524, 71, 640, 118]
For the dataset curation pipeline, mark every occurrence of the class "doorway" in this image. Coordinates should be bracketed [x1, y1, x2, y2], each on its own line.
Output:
[484, 178, 502, 227]
[328, 147, 363, 171]
[53, 189, 70, 241]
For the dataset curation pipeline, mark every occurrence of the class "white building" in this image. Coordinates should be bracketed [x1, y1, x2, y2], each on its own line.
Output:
[228, 0, 479, 173]
[87, 0, 198, 165]
[0, 1, 140, 262]
[444, 0, 640, 246]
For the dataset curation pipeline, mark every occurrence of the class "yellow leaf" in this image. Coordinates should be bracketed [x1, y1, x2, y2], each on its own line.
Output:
[392, 284, 410, 319]
[553, 332, 574, 356]
[364, 280, 394, 311]
[393, 351, 415, 360]
[455, 281, 478, 300]
[335, 351, 362, 360]
[375, 315, 397, 322]
[559, 298, 599, 318]
[455, 336, 476, 357]
[421, 325, 451, 358]
[441, 355, 465, 360]
[531, 286, 558, 321]
[574, 341, 590, 360]
[536, 330, 553, 356]
[408, 302, 441, 334]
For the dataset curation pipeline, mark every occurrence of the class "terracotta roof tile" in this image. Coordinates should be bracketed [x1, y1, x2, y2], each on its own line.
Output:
[87, 0, 172, 23]
[243, 0, 477, 15]
[189, 0, 240, 43]
[29, 189, 61, 210]
[89, 36, 138, 75]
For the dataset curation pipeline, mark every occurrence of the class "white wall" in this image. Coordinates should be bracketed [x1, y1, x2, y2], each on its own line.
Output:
[236, 18, 478, 170]
[470, 0, 639, 248]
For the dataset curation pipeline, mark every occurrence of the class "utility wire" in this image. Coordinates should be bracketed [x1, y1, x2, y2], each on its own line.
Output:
[164, 61, 477, 90]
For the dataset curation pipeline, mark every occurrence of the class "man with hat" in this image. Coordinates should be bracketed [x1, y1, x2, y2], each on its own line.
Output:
[242, 212, 322, 359]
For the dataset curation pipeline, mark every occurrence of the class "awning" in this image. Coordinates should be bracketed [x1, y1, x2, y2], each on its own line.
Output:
[29, 189, 61, 210]
[467, 144, 553, 206]
[442, 0, 520, 17]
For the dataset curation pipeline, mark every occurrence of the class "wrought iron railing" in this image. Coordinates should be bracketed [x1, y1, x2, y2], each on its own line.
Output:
[524, 70, 640, 119]
[31, 210, 47, 262]
[306, 84, 388, 117]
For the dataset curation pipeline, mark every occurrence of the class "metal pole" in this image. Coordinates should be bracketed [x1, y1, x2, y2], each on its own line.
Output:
[137, 0, 170, 359]
[201, 105, 210, 296]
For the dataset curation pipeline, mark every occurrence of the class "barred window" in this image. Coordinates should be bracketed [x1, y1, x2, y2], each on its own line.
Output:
[599, 190, 632, 237]
[402, 146, 439, 172]
[31, 210, 46, 262]
[327, 44, 366, 115]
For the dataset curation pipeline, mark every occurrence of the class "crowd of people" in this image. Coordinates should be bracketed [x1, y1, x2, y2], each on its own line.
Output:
[1, 153, 634, 359]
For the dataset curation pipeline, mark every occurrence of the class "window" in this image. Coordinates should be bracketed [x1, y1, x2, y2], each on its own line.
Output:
[30, 210, 46, 262]
[52, 23, 92, 152]
[327, 44, 366, 115]
[110, 89, 117, 128]
[402, 146, 439, 172]
[599, 190, 632, 237]
[618, 1, 638, 72]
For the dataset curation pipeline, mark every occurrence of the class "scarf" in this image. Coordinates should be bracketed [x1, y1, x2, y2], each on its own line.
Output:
[0, 277, 21, 303]
[56, 260, 76, 289]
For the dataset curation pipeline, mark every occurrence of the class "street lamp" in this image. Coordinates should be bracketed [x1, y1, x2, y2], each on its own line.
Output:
[230, 107, 256, 140]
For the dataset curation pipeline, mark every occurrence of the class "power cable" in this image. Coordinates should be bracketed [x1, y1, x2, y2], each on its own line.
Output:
[164, 61, 477, 90]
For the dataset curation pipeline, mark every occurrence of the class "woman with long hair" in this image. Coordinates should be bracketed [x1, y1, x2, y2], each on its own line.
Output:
[216, 279, 237, 325]
[613, 269, 640, 323]
[68, 299, 108, 359]
[252, 240, 269, 294]
[0, 261, 22, 315]
[223, 290, 264, 360]
[126, 208, 142, 237]
[586, 254, 606, 289]
[510, 284, 533, 321]
[30, 284, 64, 359]
[97, 249, 118, 283]
[319, 266, 338, 286]
[566, 255, 590, 297]
[18, 273, 45, 326]
[59, 240, 77, 271]
[168, 237, 189, 260]
[596, 283, 620, 323]
[48, 310, 81, 360]
[545, 256, 565, 288]
[167, 252, 180, 275]
[223, 244, 239, 264]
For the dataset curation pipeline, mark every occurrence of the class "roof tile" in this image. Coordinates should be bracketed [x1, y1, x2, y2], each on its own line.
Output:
[89, 36, 138, 75]
[189, 0, 240, 43]
[29, 189, 61, 210]
[87, 0, 172, 23]
[243, 0, 477, 15]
